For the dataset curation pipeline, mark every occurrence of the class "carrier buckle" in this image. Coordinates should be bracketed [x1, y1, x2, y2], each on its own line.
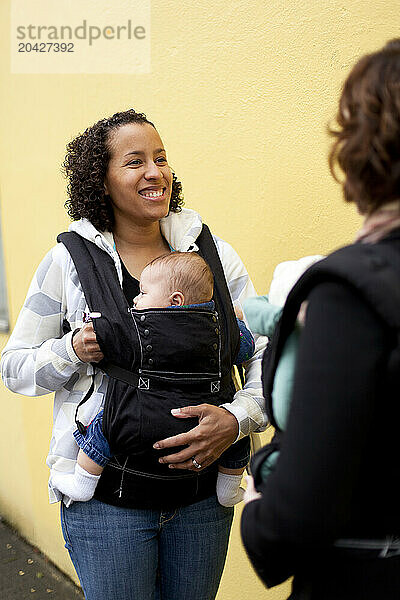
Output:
[76, 421, 87, 435]
[138, 377, 150, 390]
[211, 381, 220, 393]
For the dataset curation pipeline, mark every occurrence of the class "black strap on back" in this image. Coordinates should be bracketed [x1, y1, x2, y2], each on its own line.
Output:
[263, 241, 400, 430]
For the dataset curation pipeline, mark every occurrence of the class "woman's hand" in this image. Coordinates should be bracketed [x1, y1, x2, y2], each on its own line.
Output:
[243, 475, 262, 504]
[154, 404, 239, 471]
[72, 322, 104, 363]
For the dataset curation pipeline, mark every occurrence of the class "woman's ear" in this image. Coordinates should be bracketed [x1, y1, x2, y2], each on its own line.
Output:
[169, 291, 185, 306]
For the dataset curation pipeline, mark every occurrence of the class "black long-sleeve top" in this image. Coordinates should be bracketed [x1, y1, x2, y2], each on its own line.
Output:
[241, 232, 400, 587]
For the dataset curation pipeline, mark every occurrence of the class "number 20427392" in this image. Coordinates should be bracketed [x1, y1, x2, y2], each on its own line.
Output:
[18, 42, 74, 52]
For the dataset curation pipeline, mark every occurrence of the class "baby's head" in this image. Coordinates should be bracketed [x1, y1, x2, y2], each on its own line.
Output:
[133, 252, 214, 310]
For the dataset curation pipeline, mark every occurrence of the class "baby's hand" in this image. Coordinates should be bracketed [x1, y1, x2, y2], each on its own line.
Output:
[234, 306, 243, 320]
[243, 475, 262, 504]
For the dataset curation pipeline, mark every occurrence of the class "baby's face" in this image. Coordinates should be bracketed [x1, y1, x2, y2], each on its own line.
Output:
[133, 266, 171, 310]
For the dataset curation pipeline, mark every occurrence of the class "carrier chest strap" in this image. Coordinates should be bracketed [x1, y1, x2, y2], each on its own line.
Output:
[99, 361, 230, 393]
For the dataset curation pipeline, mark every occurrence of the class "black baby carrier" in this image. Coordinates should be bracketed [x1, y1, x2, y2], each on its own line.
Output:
[251, 239, 400, 488]
[58, 224, 240, 481]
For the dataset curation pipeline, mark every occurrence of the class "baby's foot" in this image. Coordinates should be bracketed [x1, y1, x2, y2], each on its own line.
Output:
[52, 464, 100, 502]
[216, 472, 245, 507]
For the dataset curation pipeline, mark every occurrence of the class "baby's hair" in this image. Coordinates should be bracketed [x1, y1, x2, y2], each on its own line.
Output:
[144, 252, 214, 304]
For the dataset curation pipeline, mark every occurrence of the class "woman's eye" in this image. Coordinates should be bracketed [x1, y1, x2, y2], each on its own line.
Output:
[156, 156, 167, 164]
[127, 159, 142, 166]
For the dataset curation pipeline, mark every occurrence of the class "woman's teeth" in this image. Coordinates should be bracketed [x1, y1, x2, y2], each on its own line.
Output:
[140, 189, 164, 198]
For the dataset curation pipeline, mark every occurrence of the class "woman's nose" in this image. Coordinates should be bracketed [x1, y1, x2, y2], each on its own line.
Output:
[144, 161, 163, 180]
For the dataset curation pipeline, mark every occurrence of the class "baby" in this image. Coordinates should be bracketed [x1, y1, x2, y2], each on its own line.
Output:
[53, 251, 254, 506]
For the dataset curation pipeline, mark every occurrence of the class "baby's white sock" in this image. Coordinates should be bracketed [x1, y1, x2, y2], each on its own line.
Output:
[52, 464, 101, 502]
[216, 472, 245, 507]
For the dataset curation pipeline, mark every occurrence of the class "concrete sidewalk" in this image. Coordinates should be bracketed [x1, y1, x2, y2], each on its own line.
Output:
[0, 516, 83, 599]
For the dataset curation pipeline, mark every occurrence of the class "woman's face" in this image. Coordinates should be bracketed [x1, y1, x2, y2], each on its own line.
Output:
[104, 122, 173, 227]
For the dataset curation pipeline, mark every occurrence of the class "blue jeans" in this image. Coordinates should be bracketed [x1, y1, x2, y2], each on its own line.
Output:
[60, 496, 233, 600]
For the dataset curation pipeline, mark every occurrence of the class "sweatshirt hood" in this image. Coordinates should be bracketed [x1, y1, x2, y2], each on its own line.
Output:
[68, 207, 203, 255]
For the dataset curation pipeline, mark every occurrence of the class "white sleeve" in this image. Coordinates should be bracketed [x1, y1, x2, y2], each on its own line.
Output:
[213, 236, 268, 438]
[1, 245, 84, 396]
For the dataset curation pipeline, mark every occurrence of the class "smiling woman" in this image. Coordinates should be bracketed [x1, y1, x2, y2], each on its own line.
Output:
[1, 108, 267, 600]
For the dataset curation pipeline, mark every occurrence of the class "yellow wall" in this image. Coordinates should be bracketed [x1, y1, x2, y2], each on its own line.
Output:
[0, 1, 399, 598]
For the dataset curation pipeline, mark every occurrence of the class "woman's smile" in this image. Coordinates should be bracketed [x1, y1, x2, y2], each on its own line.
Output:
[138, 186, 167, 200]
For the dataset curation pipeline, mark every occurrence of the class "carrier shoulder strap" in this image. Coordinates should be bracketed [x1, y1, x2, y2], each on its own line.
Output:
[264, 241, 400, 430]
[291, 242, 400, 329]
[58, 231, 140, 384]
[307, 243, 400, 327]
[58, 231, 140, 431]
[195, 224, 240, 369]
[57, 231, 135, 370]
[57, 231, 117, 314]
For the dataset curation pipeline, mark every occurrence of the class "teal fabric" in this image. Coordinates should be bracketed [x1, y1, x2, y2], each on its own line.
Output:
[260, 450, 279, 480]
[243, 297, 299, 430]
[242, 295, 282, 338]
[273, 328, 299, 430]
[244, 295, 300, 478]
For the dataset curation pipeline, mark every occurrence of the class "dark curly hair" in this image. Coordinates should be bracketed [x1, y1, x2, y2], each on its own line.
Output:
[329, 39, 400, 214]
[63, 109, 184, 231]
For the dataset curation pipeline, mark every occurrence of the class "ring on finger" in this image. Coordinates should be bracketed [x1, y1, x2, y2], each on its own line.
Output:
[191, 457, 202, 469]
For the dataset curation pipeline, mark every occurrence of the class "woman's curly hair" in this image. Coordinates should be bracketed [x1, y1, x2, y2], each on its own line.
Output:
[63, 109, 184, 231]
[329, 39, 400, 214]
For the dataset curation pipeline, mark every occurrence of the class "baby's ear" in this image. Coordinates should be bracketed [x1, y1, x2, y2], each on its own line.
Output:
[169, 291, 185, 306]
